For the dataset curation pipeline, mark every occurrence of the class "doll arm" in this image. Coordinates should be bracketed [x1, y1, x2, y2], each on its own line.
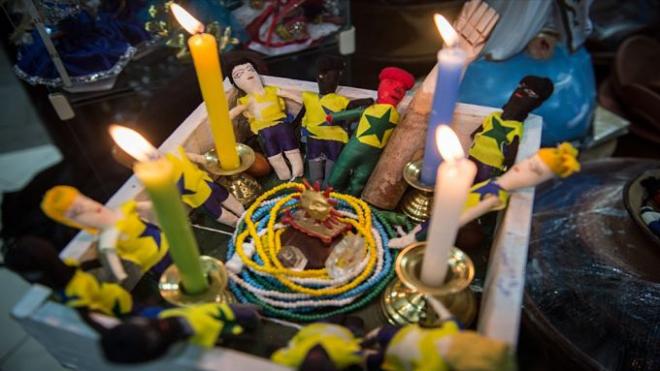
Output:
[98, 228, 128, 282]
[278, 88, 303, 104]
[229, 103, 249, 120]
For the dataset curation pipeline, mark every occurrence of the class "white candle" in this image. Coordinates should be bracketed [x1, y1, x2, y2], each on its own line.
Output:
[421, 125, 477, 286]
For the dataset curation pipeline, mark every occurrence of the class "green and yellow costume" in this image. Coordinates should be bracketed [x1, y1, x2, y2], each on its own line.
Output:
[469, 112, 523, 181]
[159, 303, 246, 348]
[301, 91, 350, 143]
[271, 323, 362, 369]
[328, 103, 399, 196]
[60, 260, 132, 316]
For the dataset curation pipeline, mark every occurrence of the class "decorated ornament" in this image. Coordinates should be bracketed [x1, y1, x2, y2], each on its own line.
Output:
[226, 182, 394, 321]
[327, 67, 415, 196]
[282, 180, 351, 244]
[227, 59, 305, 180]
[468, 76, 554, 184]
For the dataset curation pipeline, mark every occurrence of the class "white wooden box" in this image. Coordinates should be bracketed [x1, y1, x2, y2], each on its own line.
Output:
[12, 76, 542, 370]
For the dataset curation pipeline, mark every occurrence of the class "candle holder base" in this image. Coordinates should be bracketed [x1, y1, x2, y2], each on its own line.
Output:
[159, 255, 235, 307]
[202, 144, 262, 206]
[400, 160, 434, 223]
[381, 242, 476, 327]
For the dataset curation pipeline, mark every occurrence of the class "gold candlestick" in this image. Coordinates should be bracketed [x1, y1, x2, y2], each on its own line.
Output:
[159, 255, 235, 306]
[381, 242, 476, 327]
[202, 143, 262, 206]
[399, 160, 434, 223]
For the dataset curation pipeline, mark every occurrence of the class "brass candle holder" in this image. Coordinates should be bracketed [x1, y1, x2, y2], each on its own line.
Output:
[159, 255, 235, 307]
[381, 242, 476, 327]
[202, 143, 262, 206]
[400, 160, 434, 223]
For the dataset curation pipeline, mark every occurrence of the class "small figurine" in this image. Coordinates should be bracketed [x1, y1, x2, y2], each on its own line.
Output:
[226, 58, 304, 180]
[3, 237, 132, 317]
[468, 75, 554, 184]
[328, 67, 415, 196]
[271, 322, 363, 370]
[299, 55, 373, 183]
[390, 142, 580, 247]
[167, 147, 244, 226]
[282, 180, 351, 244]
[366, 322, 515, 371]
[100, 303, 260, 363]
[41, 186, 169, 278]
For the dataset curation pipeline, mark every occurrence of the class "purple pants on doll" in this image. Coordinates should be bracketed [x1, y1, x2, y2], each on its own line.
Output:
[259, 121, 299, 157]
[306, 137, 343, 162]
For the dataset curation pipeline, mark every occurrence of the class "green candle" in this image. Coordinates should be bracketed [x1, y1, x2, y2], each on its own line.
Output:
[134, 157, 208, 294]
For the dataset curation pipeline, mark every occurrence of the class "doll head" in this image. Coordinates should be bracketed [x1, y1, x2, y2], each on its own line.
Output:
[42, 186, 119, 231]
[316, 56, 345, 95]
[376, 67, 415, 106]
[227, 59, 264, 94]
[501, 76, 554, 121]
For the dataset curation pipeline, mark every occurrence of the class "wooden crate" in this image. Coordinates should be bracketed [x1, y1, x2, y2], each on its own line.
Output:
[12, 76, 542, 370]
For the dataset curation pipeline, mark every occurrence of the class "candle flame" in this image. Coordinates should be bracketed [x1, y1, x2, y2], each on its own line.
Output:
[171, 3, 204, 34]
[434, 14, 458, 47]
[109, 125, 158, 162]
[436, 125, 464, 161]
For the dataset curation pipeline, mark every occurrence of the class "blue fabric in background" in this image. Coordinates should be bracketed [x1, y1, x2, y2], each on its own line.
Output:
[459, 45, 597, 146]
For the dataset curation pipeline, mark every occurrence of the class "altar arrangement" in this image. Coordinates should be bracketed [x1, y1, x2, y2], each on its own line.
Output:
[8, 1, 586, 370]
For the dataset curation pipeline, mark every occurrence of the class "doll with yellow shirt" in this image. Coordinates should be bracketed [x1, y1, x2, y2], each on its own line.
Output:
[226, 58, 304, 180]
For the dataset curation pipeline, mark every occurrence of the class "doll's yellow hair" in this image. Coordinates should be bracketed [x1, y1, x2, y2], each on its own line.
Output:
[538, 142, 580, 178]
[41, 185, 87, 230]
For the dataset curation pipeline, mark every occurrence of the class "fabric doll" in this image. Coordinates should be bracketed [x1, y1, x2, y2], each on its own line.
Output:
[327, 67, 415, 196]
[271, 322, 363, 370]
[226, 58, 304, 180]
[389, 142, 580, 248]
[366, 322, 516, 371]
[167, 147, 244, 226]
[41, 185, 170, 277]
[3, 237, 132, 317]
[468, 76, 554, 184]
[298, 55, 373, 184]
[100, 303, 260, 363]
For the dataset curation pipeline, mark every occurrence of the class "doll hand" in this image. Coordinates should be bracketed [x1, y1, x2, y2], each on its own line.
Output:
[388, 224, 423, 249]
[453, 0, 499, 62]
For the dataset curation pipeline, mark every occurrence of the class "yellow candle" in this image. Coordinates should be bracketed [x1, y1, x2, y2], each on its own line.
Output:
[110, 125, 208, 295]
[171, 4, 240, 171]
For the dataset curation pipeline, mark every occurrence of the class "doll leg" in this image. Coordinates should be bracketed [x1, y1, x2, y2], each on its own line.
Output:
[260, 127, 292, 180]
[323, 140, 344, 184]
[284, 149, 304, 178]
[306, 137, 325, 183]
[346, 155, 379, 196]
[280, 124, 303, 178]
[222, 194, 245, 216]
[327, 144, 360, 192]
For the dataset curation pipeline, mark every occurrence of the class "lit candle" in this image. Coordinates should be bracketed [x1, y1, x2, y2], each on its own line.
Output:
[421, 126, 476, 286]
[110, 125, 208, 294]
[420, 14, 467, 185]
[171, 4, 240, 171]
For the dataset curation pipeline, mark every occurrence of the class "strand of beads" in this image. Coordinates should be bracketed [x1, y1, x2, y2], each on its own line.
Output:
[225, 182, 395, 320]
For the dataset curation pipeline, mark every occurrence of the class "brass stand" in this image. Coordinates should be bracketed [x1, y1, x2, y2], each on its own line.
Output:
[202, 143, 262, 206]
[159, 256, 235, 307]
[381, 242, 476, 327]
[400, 160, 434, 223]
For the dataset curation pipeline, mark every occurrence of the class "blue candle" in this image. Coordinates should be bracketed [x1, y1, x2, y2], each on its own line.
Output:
[420, 47, 467, 185]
